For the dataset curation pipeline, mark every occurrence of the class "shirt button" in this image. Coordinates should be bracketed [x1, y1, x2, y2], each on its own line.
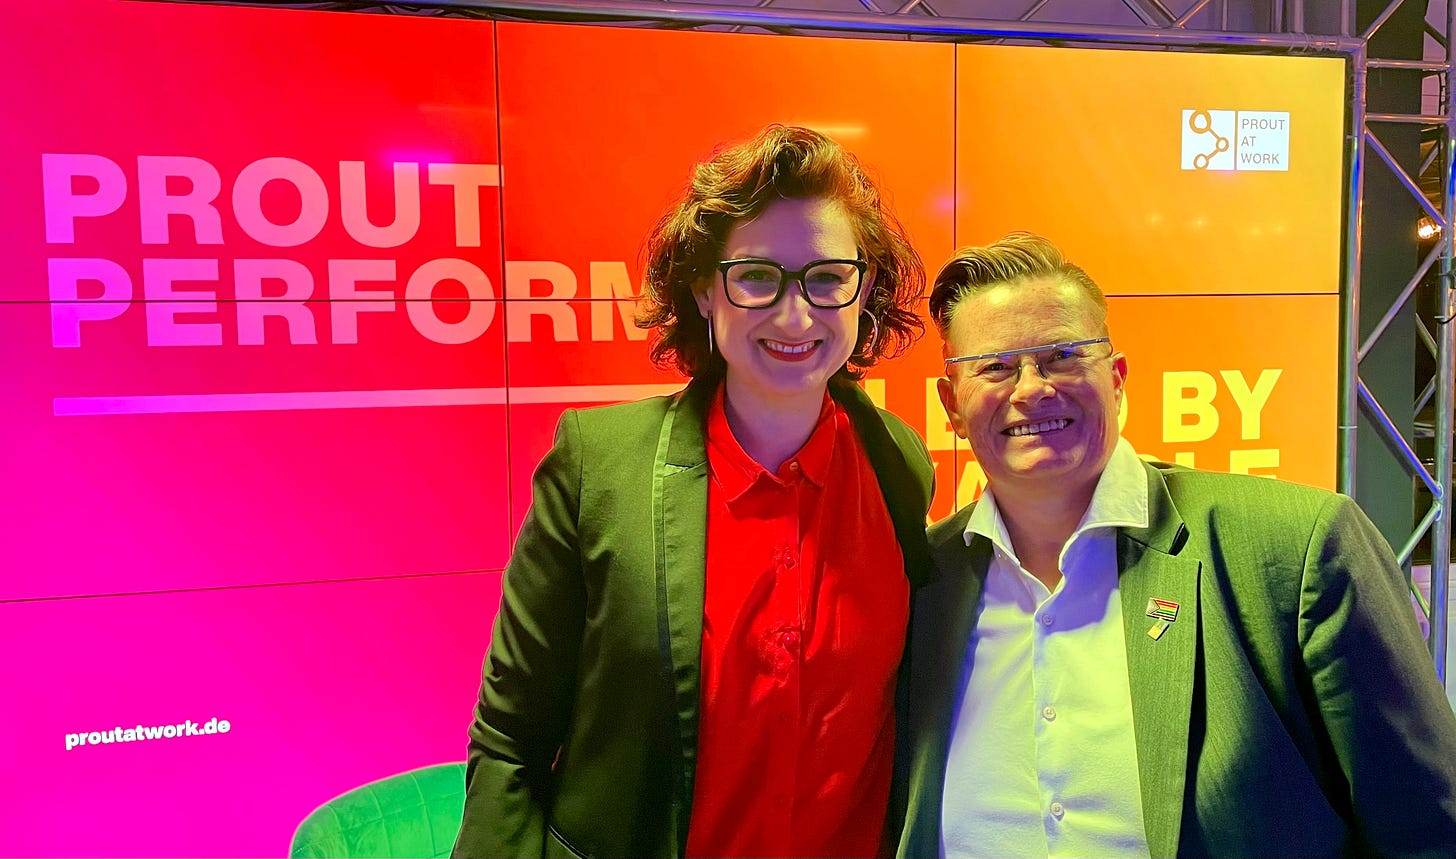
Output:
[782, 629, 800, 651]
[1040, 613, 1054, 627]
[782, 550, 796, 568]
[1050, 801, 1065, 819]
[1042, 706, 1057, 721]
[788, 461, 800, 471]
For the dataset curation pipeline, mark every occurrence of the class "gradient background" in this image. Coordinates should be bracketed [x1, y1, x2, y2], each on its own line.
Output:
[0, 1, 1344, 855]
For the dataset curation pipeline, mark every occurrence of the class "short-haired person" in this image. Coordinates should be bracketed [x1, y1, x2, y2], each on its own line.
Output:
[453, 125, 933, 859]
[896, 232, 1456, 858]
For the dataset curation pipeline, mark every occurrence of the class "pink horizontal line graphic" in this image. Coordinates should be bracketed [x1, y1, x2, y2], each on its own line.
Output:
[53, 385, 684, 416]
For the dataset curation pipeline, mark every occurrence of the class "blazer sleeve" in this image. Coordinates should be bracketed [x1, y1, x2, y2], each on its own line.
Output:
[876, 407, 935, 518]
[1297, 493, 1456, 857]
[454, 411, 588, 859]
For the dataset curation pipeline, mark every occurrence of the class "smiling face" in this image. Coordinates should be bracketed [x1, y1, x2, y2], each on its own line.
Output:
[694, 196, 867, 415]
[936, 276, 1127, 504]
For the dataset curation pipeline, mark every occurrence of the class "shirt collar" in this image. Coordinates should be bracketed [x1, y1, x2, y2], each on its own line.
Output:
[963, 437, 1150, 557]
[706, 384, 838, 504]
[1079, 437, 1151, 533]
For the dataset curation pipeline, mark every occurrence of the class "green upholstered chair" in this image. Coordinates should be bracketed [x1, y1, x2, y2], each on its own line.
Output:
[289, 762, 467, 858]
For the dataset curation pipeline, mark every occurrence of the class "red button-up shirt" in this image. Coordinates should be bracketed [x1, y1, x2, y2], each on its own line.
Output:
[685, 387, 910, 859]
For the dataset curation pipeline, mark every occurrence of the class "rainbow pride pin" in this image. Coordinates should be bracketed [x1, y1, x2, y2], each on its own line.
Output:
[1145, 598, 1180, 640]
[1146, 598, 1180, 623]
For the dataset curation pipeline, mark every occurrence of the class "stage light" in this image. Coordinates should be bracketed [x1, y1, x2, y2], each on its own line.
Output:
[1417, 217, 1441, 240]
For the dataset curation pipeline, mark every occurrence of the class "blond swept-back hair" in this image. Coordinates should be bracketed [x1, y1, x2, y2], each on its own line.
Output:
[928, 232, 1107, 334]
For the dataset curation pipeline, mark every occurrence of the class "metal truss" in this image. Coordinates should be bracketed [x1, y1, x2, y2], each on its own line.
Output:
[200, 0, 1456, 676]
[1346, 0, 1455, 679]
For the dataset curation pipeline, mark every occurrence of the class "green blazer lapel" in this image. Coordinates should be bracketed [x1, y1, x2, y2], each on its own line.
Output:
[1118, 462, 1200, 859]
[652, 377, 713, 857]
[832, 379, 934, 587]
[899, 516, 991, 859]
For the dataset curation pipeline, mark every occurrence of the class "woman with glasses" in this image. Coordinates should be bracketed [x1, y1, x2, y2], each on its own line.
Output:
[454, 125, 933, 859]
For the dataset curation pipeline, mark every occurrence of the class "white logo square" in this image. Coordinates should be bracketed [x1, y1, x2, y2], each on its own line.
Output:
[1181, 109, 1235, 171]
[1233, 111, 1290, 171]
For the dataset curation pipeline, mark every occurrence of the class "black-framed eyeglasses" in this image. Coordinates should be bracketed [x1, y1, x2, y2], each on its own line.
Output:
[944, 337, 1113, 384]
[717, 258, 867, 309]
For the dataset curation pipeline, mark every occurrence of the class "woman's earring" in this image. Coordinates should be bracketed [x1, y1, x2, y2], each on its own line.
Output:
[706, 317, 715, 355]
[857, 311, 881, 358]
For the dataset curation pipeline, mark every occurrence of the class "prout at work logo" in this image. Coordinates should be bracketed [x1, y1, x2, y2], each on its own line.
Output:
[1181, 109, 1290, 171]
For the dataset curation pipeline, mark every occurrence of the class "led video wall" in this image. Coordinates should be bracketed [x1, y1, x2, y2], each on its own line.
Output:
[0, 0, 1344, 855]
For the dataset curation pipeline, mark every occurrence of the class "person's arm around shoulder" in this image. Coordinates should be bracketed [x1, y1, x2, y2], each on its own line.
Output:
[1298, 492, 1456, 856]
[453, 410, 588, 859]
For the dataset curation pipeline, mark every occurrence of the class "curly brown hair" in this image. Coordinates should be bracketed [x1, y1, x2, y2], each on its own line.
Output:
[636, 125, 926, 380]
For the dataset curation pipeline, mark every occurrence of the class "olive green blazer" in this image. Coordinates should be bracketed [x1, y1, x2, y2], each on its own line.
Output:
[896, 461, 1456, 858]
[454, 375, 934, 859]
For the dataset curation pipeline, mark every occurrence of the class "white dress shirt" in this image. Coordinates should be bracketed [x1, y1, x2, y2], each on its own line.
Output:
[941, 439, 1153, 859]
